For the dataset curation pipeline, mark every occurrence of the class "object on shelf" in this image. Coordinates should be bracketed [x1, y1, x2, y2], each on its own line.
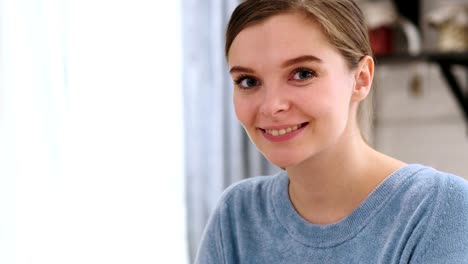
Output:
[359, 0, 398, 55]
[396, 17, 422, 56]
[359, 0, 421, 56]
[368, 26, 394, 56]
[427, 5, 468, 52]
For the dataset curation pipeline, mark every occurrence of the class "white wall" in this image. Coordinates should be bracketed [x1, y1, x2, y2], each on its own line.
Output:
[373, 64, 468, 177]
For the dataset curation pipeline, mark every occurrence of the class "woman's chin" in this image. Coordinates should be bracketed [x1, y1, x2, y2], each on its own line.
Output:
[266, 155, 301, 170]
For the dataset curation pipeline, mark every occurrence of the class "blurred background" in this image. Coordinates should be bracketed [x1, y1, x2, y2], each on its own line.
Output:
[359, 0, 468, 177]
[1, 0, 467, 263]
[0, 0, 187, 263]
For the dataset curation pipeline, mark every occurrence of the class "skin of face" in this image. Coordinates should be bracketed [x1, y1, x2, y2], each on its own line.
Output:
[228, 12, 368, 169]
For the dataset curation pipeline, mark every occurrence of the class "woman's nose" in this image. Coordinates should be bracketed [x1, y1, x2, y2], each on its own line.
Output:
[259, 86, 290, 117]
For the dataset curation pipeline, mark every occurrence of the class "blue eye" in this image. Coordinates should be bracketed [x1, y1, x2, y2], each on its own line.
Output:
[234, 75, 260, 89]
[292, 69, 314, 81]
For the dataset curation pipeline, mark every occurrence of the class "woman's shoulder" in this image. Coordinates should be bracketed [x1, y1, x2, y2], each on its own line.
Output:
[393, 164, 465, 191]
[402, 164, 468, 226]
[409, 164, 468, 194]
[404, 165, 468, 262]
[375, 164, 467, 223]
[426, 166, 468, 211]
[218, 170, 286, 207]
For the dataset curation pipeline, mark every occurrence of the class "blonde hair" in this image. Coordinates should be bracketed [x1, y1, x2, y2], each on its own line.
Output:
[225, 0, 374, 141]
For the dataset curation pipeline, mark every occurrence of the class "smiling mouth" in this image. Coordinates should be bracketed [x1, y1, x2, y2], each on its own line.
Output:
[260, 122, 309, 136]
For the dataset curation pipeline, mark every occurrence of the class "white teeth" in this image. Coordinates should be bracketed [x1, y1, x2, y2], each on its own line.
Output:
[265, 124, 303, 136]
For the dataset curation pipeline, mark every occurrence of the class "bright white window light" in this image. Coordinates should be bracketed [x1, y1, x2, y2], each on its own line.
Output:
[0, 0, 187, 263]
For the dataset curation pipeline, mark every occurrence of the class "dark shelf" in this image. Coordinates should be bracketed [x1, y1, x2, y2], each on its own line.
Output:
[375, 52, 468, 129]
[375, 52, 468, 66]
[429, 53, 468, 67]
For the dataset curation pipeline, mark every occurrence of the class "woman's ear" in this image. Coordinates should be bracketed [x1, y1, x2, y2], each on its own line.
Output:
[352, 55, 374, 102]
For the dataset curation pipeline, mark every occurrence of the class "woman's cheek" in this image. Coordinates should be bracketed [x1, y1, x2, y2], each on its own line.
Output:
[233, 96, 253, 123]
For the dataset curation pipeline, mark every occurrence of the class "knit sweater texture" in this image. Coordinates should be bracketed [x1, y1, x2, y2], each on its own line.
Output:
[195, 164, 468, 263]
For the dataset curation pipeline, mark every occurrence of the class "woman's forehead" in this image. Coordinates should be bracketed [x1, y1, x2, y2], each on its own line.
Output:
[227, 12, 339, 69]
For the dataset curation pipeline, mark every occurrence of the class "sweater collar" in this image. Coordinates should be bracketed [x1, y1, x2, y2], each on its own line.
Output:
[272, 164, 426, 248]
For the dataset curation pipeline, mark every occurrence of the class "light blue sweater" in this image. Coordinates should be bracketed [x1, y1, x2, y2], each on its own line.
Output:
[195, 164, 468, 263]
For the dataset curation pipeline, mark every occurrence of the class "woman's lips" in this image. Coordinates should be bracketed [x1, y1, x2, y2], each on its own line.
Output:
[259, 122, 308, 142]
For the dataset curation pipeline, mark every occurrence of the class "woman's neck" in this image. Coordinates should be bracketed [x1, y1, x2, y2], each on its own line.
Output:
[286, 133, 405, 225]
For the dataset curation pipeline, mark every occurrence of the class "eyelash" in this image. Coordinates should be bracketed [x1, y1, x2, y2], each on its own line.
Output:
[234, 74, 251, 85]
[290, 68, 316, 81]
[233, 68, 317, 90]
[234, 74, 259, 89]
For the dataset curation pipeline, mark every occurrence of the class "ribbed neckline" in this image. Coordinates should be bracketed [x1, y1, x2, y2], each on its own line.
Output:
[272, 164, 426, 248]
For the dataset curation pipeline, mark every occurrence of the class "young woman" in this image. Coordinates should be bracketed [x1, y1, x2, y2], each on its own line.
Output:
[195, 0, 468, 263]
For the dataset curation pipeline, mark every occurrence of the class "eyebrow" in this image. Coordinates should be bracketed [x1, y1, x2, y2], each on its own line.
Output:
[281, 55, 322, 68]
[229, 66, 255, 74]
[229, 55, 322, 74]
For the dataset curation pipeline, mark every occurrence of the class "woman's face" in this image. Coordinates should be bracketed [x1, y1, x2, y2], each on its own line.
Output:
[228, 12, 361, 169]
